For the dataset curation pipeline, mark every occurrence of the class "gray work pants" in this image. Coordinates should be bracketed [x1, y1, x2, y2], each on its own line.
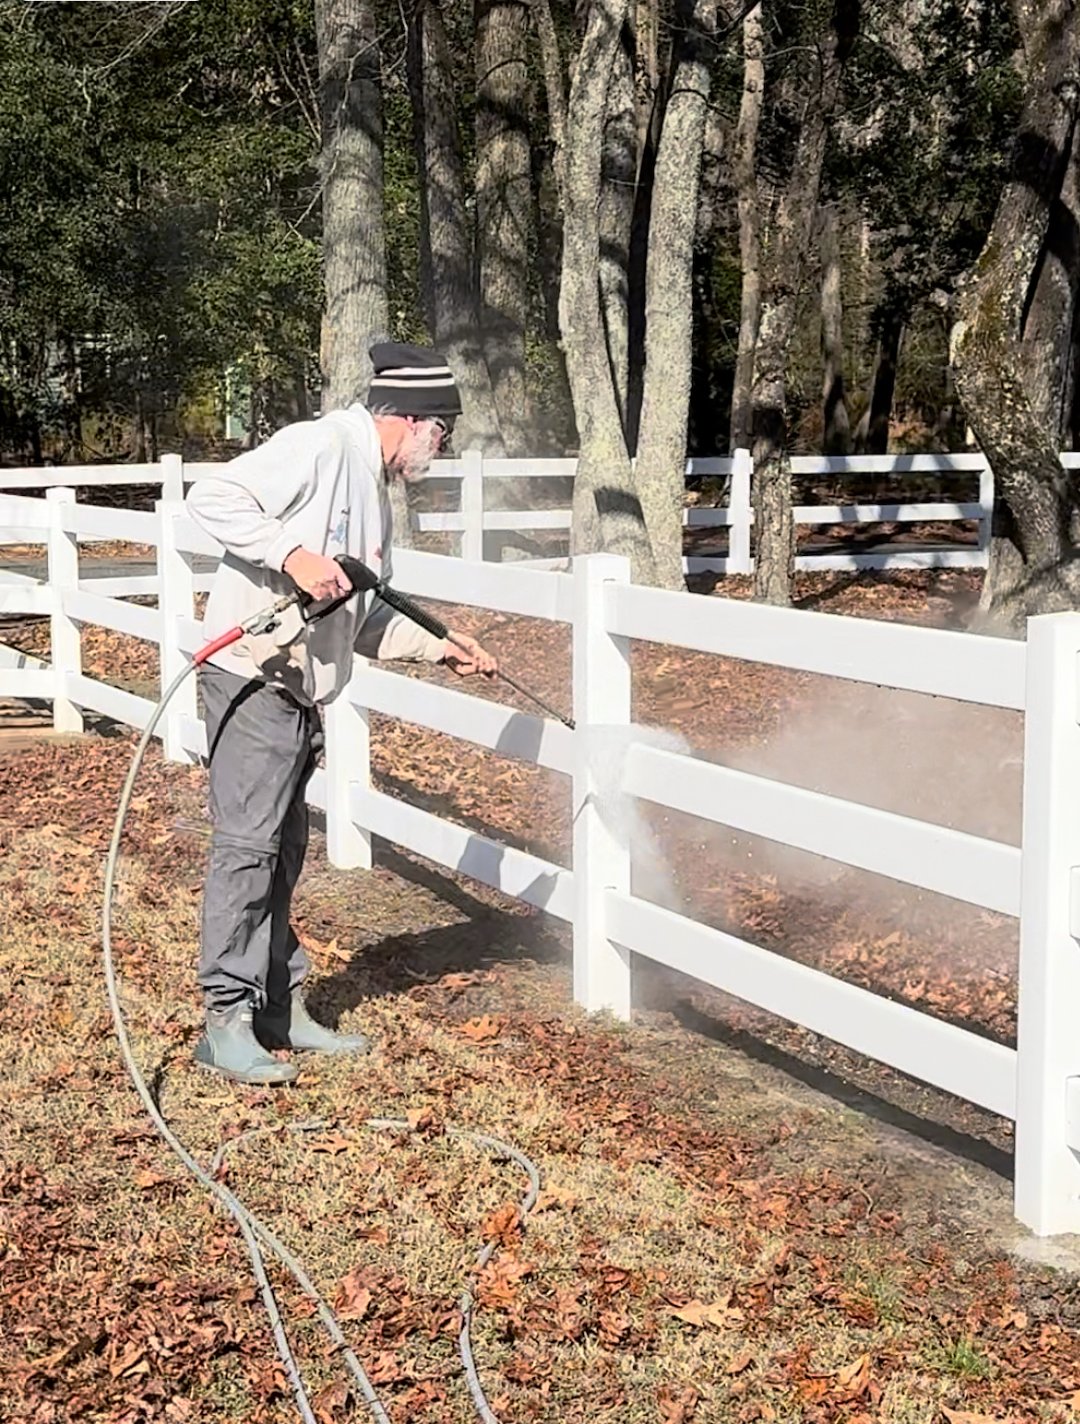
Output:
[198, 664, 321, 1011]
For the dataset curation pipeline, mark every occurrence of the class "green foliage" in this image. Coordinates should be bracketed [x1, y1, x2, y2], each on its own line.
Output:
[0, 0, 324, 458]
[0, 0, 1031, 461]
[827, 0, 1021, 407]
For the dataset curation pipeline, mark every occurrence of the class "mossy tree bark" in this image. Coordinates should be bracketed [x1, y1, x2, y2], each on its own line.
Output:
[633, 0, 718, 589]
[819, 202, 851, 455]
[560, 0, 649, 572]
[951, 0, 1080, 629]
[476, 0, 533, 453]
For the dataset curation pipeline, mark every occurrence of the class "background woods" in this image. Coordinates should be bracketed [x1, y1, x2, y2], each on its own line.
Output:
[2, 0, 1075, 613]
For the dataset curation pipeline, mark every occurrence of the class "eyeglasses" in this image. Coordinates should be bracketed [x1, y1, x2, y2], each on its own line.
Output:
[430, 417, 455, 448]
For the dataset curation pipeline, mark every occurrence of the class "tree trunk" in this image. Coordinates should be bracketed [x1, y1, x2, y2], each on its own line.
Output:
[316, 0, 388, 410]
[951, 0, 1080, 627]
[529, 0, 568, 198]
[634, 0, 659, 157]
[1021, 135, 1080, 441]
[476, 0, 532, 453]
[633, 0, 717, 589]
[853, 301, 903, 454]
[408, 0, 503, 452]
[561, 0, 650, 573]
[819, 203, 850, 455]
[689, 106, 728, 455]
[728, 2, 764, 453]
[60, 334, 83, 460]
[598, 25, 637, 431]
[752, 0, 860, 605]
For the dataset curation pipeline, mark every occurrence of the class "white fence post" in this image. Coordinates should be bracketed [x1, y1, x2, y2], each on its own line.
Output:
[572, 553, 633, 1017]
[156, 499, 198, 764]
[323, 661, 372, 869]
[460, 449, 484, 562]
[1014, 611, 1080, 1235]
[977, 462, 994, 566]
[46, 488, 82, 734]
[161, 452, 184, 503]
[728, 448, 753, 574]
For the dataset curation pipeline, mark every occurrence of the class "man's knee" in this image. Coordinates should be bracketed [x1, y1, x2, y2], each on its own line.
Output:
[208, 830, 282, 859]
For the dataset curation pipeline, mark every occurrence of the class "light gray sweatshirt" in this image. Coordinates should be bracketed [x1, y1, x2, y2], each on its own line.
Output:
[185, 405, 445, 706]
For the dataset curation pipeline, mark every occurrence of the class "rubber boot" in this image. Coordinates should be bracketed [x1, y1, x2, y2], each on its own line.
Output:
[193, 1001, 298, 1085]
[255, 991, 371, 1056]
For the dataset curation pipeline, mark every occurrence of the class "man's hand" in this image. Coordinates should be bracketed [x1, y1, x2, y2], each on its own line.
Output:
[444, 630, 498, 677]
[282, 548, 353, 602]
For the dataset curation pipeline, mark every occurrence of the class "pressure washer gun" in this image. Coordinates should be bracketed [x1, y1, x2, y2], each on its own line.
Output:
[193, 553, 574, 729]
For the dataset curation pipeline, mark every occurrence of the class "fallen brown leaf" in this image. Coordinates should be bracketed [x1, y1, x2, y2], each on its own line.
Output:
[480, 1202, 521, 1247]
[658, 1383, 699, 1423]
[666, 1293, 738, 1329]
[308, 1131, 351, 1155]
[460, 1014, 504, 1042]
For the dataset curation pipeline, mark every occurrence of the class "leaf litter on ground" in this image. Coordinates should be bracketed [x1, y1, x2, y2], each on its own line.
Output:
[2, 570, 1076, 1423]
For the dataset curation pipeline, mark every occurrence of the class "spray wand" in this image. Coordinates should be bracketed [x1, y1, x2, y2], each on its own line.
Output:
[303, 554, 575, 729]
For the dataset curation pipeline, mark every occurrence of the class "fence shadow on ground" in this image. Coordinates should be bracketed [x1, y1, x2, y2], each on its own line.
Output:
[665, 996, 1013, 1181]
[304, 842, 568, 1024]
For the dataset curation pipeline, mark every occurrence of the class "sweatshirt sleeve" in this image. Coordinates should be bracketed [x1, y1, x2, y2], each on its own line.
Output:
[184, 427, 333, 573]
[354, 599, 446, 663]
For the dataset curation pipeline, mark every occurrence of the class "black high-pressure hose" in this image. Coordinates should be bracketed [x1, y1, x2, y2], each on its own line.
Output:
[101, 567, 550, 1423]
[323, 555, 575, 730]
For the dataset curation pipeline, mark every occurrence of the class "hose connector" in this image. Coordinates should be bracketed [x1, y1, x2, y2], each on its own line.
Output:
[242, 591, 301, 637]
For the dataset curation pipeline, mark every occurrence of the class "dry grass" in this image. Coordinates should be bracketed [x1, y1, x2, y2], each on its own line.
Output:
[3, 738, 1080, 1424]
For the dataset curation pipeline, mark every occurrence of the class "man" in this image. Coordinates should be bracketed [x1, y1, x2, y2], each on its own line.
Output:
[185, 342, 497, 1085]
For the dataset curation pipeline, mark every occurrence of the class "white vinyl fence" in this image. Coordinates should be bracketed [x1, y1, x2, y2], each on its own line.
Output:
[4, 487, 1080, 1237]
[15, 447, 1080, 573]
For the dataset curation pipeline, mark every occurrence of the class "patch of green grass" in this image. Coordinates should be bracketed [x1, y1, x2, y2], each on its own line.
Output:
[926, 1334, 993, 1380]
[848, 1264, 904, 1325]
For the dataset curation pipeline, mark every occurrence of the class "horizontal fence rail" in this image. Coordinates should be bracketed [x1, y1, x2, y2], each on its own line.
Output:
[604, 890, 1019, 1119]
[606, 581, 1027, 709]
[8, 444, 1067, 573]
[624, 743, 1022, 916]
[3, 484, 1080, 1237]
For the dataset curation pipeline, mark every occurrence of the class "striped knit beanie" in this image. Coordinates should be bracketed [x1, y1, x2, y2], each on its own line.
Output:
[366, 342, 462, 419]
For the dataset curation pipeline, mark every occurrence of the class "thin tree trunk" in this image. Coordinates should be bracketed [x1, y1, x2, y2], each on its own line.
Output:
[529, 0, 567, 198]
[634, 0, 659, 156]
[752, 0, 860, 605]
[633, 0, 718, 589]
[561, 0, 649, 570]
[408, 0, 503, 453]
[728, 2, 764, 453]
[624, 0, 669, 451]
[598, 25, 637, 432]
[316, 0, 388, 410]
[476, 0, 532, 452]
[690, 106, 728, 455]
[952, 0, 1080, 627]
[819, 203, 850, 454]
[134, 385, 148, 463]
[853, 301, 903, 454]
[60, 334, 83, 459]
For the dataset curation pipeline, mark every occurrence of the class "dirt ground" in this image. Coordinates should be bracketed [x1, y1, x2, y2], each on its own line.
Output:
[3, 569, 1080, 1424]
